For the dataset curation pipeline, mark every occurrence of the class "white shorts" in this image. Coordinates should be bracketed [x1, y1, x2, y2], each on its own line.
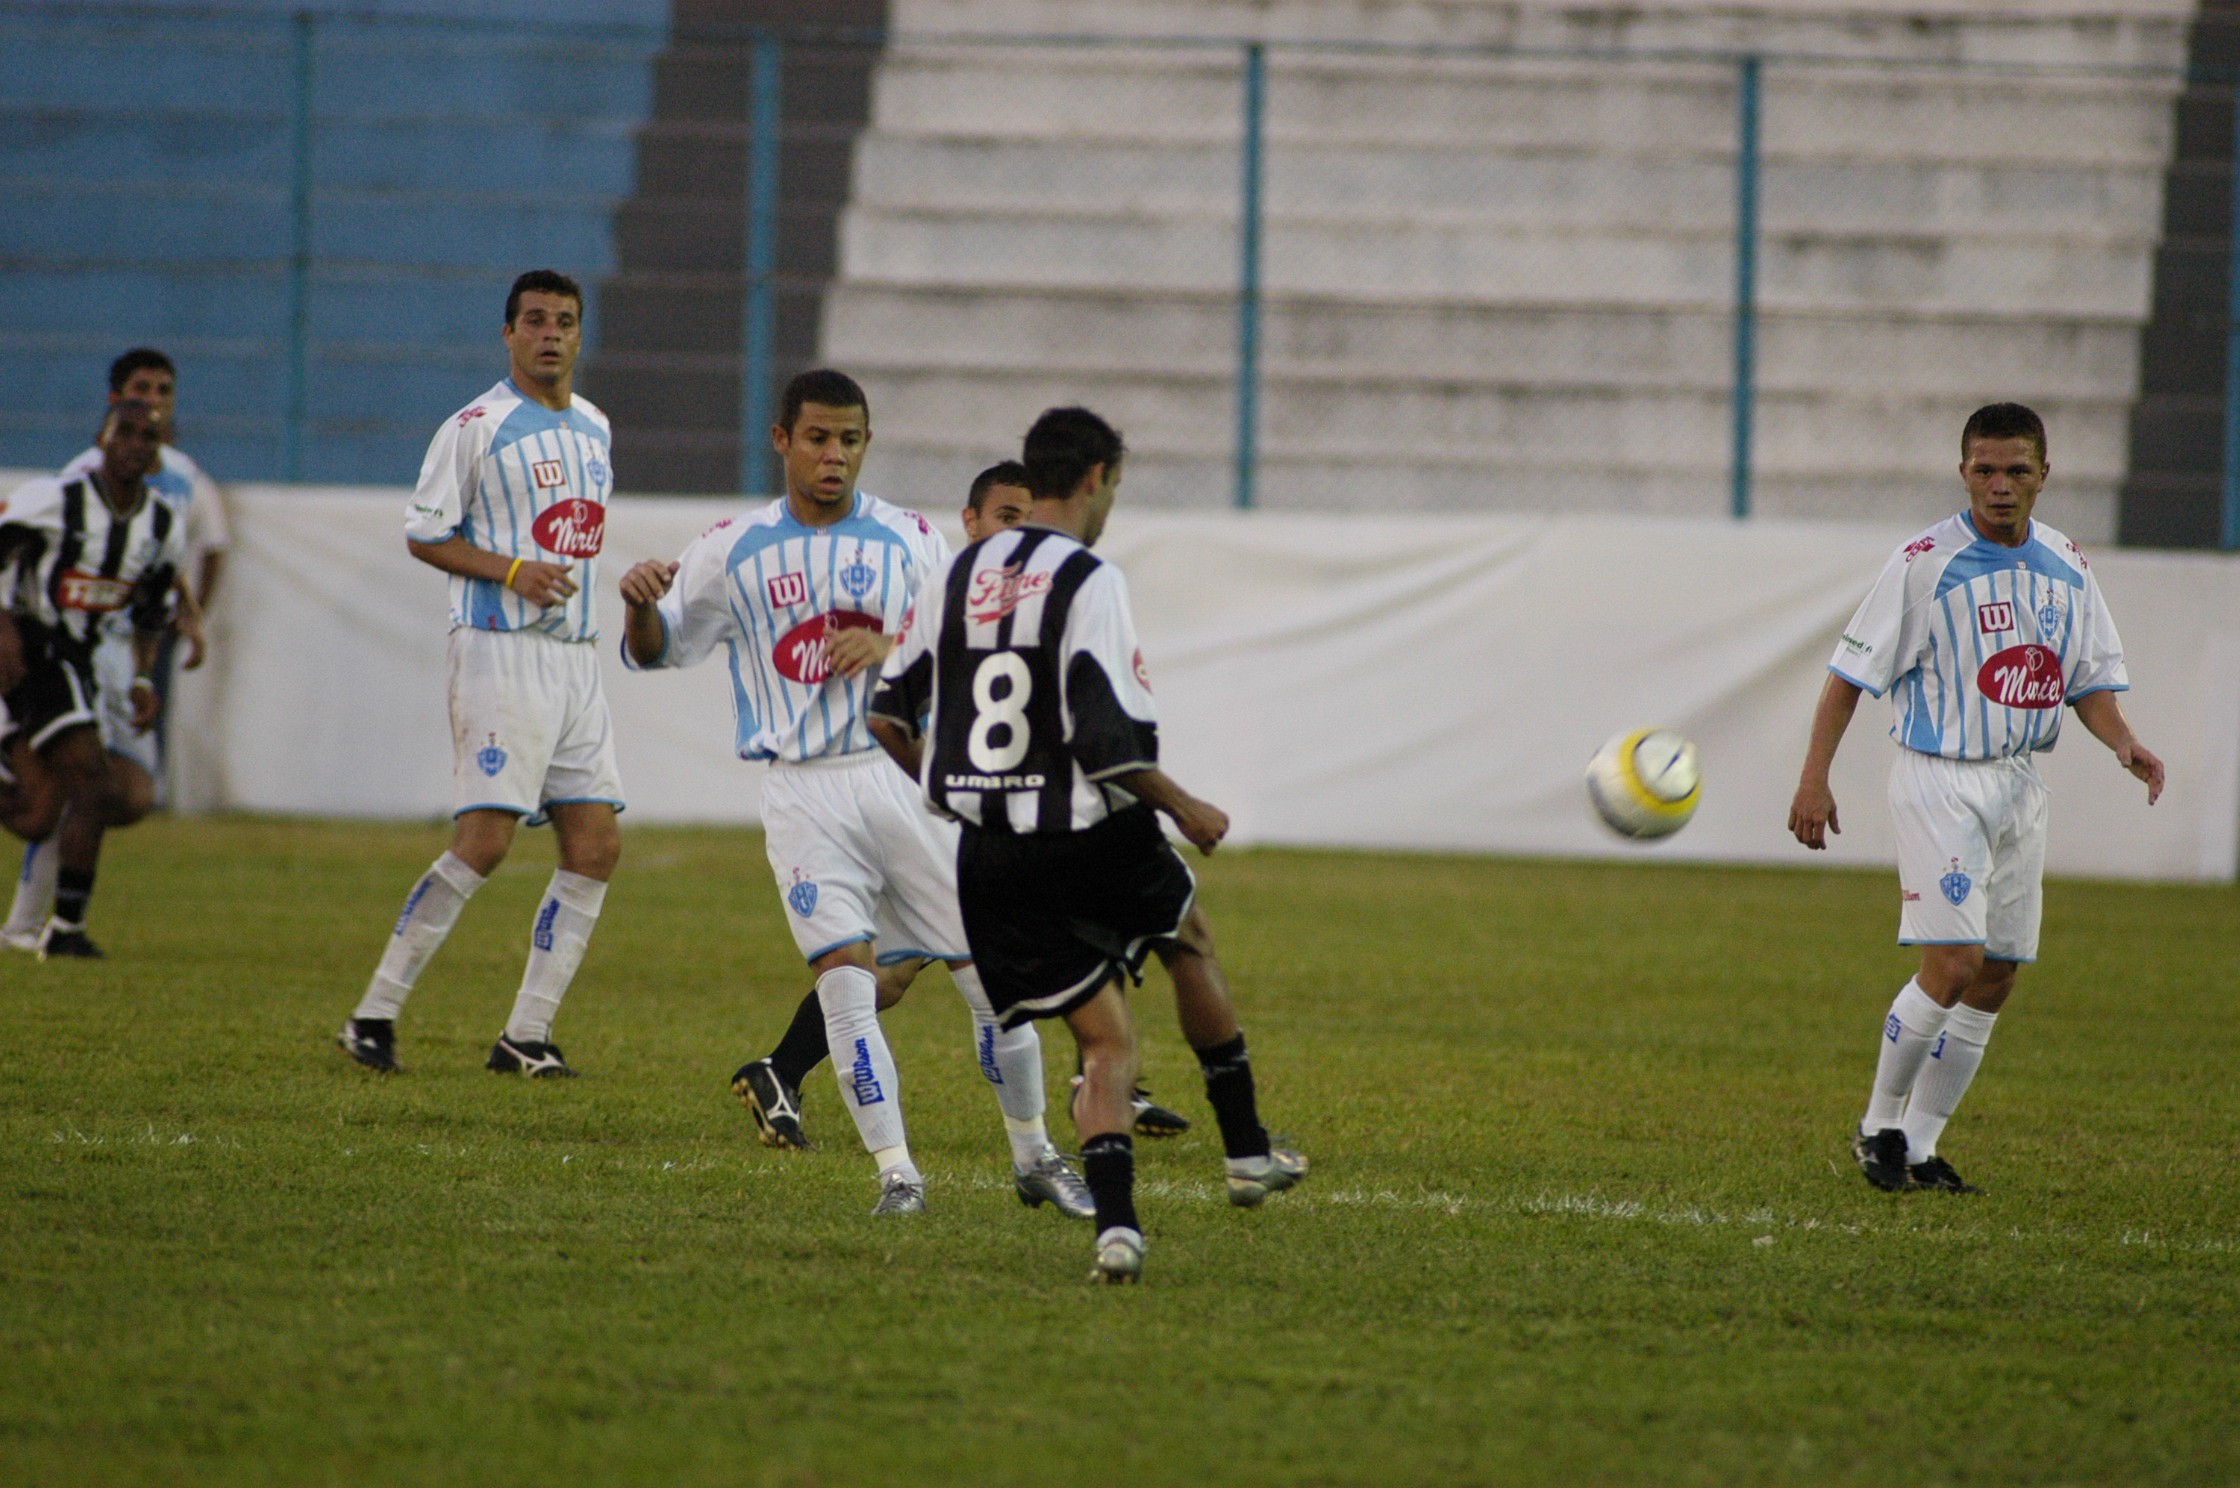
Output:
[93, 629, 160, 775]
[761, 749, 969, 965]
[1888, 748, 2048, 962]
[447, 626, 623, 823]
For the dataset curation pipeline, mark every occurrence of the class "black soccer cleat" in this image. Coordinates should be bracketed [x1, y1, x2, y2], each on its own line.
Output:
[1071, 1074, 1192, 1139]
[486, 1034, 577, 1078]
[732, 1057, 813, 1150]
[336, 1017, 403, 1073]
[1850, 1126, 1912, 1192]
[36, 920, 103, 961]
[1907, 1155, 1980, 1194]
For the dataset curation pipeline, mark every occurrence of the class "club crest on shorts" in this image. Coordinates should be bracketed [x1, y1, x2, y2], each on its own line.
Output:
[1939, 858, 1973, 906]
[786, 870, 819, 918]
[476, 733, 507, 777]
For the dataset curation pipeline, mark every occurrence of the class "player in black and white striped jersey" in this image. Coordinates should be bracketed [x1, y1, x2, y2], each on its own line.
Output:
[0, 399, 185, 957]
[871, 406, 1305, 1283]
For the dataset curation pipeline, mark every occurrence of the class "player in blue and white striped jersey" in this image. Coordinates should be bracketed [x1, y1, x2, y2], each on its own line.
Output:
[337, 270, 623, 1081]
[1790, 403, 2165, 1196]
[620, 370, 1089, 1219]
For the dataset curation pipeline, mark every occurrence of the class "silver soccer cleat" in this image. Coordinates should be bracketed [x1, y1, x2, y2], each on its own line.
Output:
[1225, 1145, 1310, 1208]
[871, 1171, 926, 1216]
[1014, 1146, 1096, 1221]
[1091, 1226, 1145, 1284]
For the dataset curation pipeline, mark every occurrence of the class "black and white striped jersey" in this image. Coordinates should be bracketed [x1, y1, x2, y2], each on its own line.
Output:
[0, 473, 183, 647]
[873, 524, 1159, 833]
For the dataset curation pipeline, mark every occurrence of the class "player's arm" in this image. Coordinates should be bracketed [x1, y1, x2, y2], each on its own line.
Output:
[0, 609, 23, 696]
[170, 577, 207, 670]
[618, 559, 680, 667]
[1788, 673, 1863, 850]
[1105, 765, 1229, 856]
[407, 533, 577, 608]
[2071, 690, 2164, 804]
[826, 628, 893, 679]
[867, 715, 922, 779]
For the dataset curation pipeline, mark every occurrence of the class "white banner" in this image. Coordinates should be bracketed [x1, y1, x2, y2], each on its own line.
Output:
[163, 487, 2240, 881]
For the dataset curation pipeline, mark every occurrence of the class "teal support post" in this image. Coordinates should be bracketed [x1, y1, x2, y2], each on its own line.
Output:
[1730, 54, 1761, 521]
[740, 31, 783, 495]
[284, 10, 315, 480]
[1234, 42, 1265, 511]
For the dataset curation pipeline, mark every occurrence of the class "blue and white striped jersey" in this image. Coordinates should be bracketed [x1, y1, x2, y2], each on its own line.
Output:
[626, 492, 948, 763]
[1829, 513, 2127, 760]
[403, 378, 613, 641]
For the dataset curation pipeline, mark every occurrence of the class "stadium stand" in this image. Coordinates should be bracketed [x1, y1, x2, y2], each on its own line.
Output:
[829, 0, 2194, 535]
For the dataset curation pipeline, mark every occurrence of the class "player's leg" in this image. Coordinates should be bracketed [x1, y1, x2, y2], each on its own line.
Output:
[734, 957, 915, 1151]
[1, 733, 66, 949]
[1153, 906, 1306, 1206]
[1065, 981, 1146, 1282]
[937, 955, 1093, 1220]
[814, 942, 922, 1212]
[33, 729, 146, 958]
[24, 633, 156, 951]
[486, 799, 619, 1078]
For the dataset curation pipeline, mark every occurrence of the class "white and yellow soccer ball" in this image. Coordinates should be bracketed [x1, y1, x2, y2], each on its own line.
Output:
[1586, 728, 1702, 840]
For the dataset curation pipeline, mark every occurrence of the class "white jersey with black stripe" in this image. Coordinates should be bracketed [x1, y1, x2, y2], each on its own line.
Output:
[403, 378, 613, 642]
[0, 473, 185, 645]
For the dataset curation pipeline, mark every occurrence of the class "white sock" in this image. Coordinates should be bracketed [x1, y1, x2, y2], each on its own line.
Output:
[952, 963, 1049, 1167]
[818, 964, 912, 1173]
[504, 869, 607, 1044]
[1900, 1003, 1998, 1164]
[353, 852, 485, 1022]
[4, 829, 61, 936]
[1862, 978, 1951, 1133]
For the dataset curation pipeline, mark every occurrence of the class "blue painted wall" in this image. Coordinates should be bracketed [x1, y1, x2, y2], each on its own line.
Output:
[0, 1, 668, 484]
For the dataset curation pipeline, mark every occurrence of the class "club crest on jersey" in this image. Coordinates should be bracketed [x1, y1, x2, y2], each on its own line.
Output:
[476, 733, 507, 777]
[767, 571, 809, 609]
[1976, 643, 2063, 710]
[2037, 598, 2063, 634]
[531, 498, 605, 557]
[774, 609, 881, 684]
[530, 459, 566, 490]
[584, 452, 609, 492]
[1939, 859, 1973, 906]
[838, 556, 877, 600]
[786, 871, 818, 918]
[56, 569, 132, 613]
[1976, 601, 2014, 634]
[968, 561, 1052, 624]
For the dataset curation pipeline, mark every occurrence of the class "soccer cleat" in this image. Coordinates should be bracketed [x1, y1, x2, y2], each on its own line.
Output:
[1091, 1226, 1145, 1284]
[1071, 1074, 1192, 1139]
[486, 1034, 577, 1078]
[35, 920, 102, 960]
[1851, 1127, 1912, 1192]
[732, 1058, 813, 1150]
[336, 1017, 402, 1073]
[1015, 1145, 1096, 1220]
[1907, 1155, 1980, 1194]
[871, 1171, 926, 1216]
[1225, 1145, 1309, 1208]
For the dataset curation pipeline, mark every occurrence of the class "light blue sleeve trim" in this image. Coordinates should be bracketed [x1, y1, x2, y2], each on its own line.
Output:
[619, 611, 671, 671]
[1828, 665, 1884, 699]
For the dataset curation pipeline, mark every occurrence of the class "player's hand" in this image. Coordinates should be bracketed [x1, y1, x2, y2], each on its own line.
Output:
[1168, 794, 1231, 856]
[176, 608, 208, 671]
[825, 627, 892, 678]
[129, 677, 160, 731]
[618, 560, 678, 607]
[510, 559, 578, 607]
[1788, 780, 1839, 849]
[2118, 739, 2166, 805]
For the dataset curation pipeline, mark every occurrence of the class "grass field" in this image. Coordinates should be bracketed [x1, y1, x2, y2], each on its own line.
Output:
[1, 816, 2234, 1487]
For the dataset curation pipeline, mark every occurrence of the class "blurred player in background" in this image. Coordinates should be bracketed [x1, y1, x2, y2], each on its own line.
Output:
[621, 377, 1092, 1219]
[1790, 403, 2164, 1194]
[336, 269, 621, 1078]
[870, 406, 1306, 1283]
[0, 399, 186, 957]
[4, 348, 224, 948]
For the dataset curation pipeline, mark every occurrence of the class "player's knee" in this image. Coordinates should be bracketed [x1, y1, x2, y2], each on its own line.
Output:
[1917, 943, 1984, 1002]
[109, 766, 155, 826]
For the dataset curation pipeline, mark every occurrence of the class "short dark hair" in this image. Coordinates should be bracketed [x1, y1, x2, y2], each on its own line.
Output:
[108, 348, 174, 394]
[967, 460, 1031, 511]
[1021, 407, 1125, 500]
[1961, 403, 2047, 463]
[778, 368, 869, 432]
[505, 269, 583, 327]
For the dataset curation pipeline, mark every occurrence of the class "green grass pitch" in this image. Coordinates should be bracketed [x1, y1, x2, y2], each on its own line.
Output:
[1, 816, 2234, 1486]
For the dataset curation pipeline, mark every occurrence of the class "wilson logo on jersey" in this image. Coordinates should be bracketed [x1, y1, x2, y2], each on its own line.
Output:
[967, 562, 1052, 624]
[530, 459, 566, 490]
[773, 610, 881, 684]
[56, 569, 133, 612]
[767, 572, 808, 608]
[530, 498, 605, 557]
[1976, 602, 2015, 634]
[1976, 644, 2063, 709]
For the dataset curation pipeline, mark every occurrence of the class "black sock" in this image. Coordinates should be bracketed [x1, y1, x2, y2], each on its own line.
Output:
[1196, 1033, 1271, 1160]
[766, 988, 830, 1090]
[1080, 1132, 1138, 1234]
[54, 867, 95, 928]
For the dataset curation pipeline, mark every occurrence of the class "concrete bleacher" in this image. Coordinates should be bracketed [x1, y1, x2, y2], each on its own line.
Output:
[828, 0, 2194, 536]
[0, 1, 664, 485]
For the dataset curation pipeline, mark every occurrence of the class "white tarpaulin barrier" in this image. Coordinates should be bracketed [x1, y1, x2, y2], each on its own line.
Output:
[161, 487, 2240, 881]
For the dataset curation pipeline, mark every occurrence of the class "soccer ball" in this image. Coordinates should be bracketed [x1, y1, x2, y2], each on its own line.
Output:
[1586, 728, 1701, 840]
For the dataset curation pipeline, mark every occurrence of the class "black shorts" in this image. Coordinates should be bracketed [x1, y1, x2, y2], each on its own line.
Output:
[957, 805, 1197, 1028]
[3, 622, 99, 753]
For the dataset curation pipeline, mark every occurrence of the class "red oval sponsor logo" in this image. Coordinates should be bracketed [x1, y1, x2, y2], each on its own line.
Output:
[531, 498, 605, 557]
[1976, 643, 2064, 709]
[773, 609, 882, 684]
